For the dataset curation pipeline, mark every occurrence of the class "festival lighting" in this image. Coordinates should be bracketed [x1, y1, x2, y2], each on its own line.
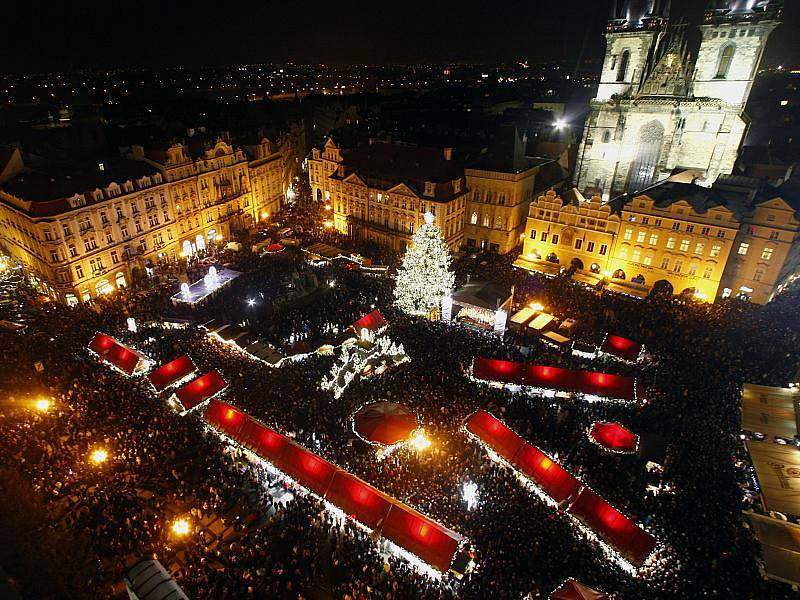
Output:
[171, 518, 190, 536]
[409, 432, 431, 452]
[35, 398, 51, 412]
[462, 481, 479, 511]
[554, 118, 567, 129]
[90, 449, 109, 464]
[247, 298, 256, 306]
[529, 302, 545, 312]
[324, 220, 334, 228]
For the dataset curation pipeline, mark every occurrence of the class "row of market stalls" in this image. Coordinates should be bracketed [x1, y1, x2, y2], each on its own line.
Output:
[204, 398, 469, 575]
[464, 410, 657, 570]
[740, 383, 800, 587]
[471, 357, 641, 403]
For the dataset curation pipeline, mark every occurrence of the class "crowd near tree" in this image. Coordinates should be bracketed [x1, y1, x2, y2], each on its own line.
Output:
[1, 242, 799, 599]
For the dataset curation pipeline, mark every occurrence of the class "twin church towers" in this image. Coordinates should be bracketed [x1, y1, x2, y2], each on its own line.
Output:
[575, 0, 783, 198]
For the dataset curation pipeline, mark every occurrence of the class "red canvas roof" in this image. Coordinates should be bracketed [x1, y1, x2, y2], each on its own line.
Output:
[325, 471, 394, 530]
[464, 409, 526, 460]
[472, 358, 637, 402]
[282, 443, 338, 494]
[353, 402, 418, 445]
[175, 370, 227, 412]
[466, 410, 580, 503]
[381, 503, 462, 572]
[202, 399, 462, 572]
[148, 355, 196, 391]
[87, 333, 146, 375]
[511, 443, 582, 503]
[590, 422, 638, 453]
[568, 488, 656, 567]
[550, 579, 609, 600]
[351, 310, 388, 334]
[601, 335, 642, 362]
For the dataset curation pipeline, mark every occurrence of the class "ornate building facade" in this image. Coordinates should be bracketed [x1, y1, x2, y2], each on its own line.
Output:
[575, 0, 782, 198]
[0, 127, 303, 305]
[310, 139, 468, 253]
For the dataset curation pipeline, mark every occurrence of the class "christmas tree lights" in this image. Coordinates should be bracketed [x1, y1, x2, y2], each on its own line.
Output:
[394, 213, 455, 316]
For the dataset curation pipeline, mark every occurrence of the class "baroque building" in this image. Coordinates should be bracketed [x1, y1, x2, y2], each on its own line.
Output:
[0, 126, 303, 305]
[575, 0, 782, 198]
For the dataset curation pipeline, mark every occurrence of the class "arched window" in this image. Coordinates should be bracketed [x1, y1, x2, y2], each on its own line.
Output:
[470, 211, 478, 225]
[602, 130, 612, 143]
[482, 214, 490, 228]
[495, 216, 504, 229]
[715, 45, 735, 80]
[616, 50, 630, 82]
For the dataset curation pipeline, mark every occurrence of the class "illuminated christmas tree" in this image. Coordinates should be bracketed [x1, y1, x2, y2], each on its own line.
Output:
[394, 212, 455, 316]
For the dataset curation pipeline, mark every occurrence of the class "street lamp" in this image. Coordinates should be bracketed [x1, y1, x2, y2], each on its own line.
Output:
[90, 449, 109, 464]
[171, 518, 190, 536]
[35, 398, 51, 412]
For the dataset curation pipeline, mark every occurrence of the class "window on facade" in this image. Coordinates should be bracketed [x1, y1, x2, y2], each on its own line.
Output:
[649, 233, 658, 245]
[703, 267, 713, 279]
[643, 255, 653, 266]
[552, 234, 559, 245]
[529, 230, 536, 240]
[672, 222, 680, 230]
[575, 239, 583, 250]
[695, 242, 705, 255]
[686, 225, 694, 233]
[483, 215, 490, 228]
[689, 264, 698, 277]
[673, 260, 683, 273]
[660, 257, 670, 270]
[599, 244, 607, 255]
[75, 264, 84, 279]
[666, 237, 676, 249]
[715, 45, 735, 79]
[68, 245, 77, 258]
[628, 215, 637, 222]
[769, 231, 780, 240]
[106, 233, 113, 244]
[654, 219, 662, 227]
[710, 244, 721, 258]
[619, 247, 628, 259]
[642, 217, 650, 225]
[541, 232, 548, 242]
[471, 212, 478, 225]
[586, 241, 595, 253]
[602, 130, 611, 143]
[636, 231, 646, 243]
[701, 227, 711, 236]
[738, 243, 749, 255]
[135, 221, 143, 233]
[50, 250, 59, 263]
[617, 50, 630, 82]
[111, 251, 119, 264]
[761, 247, 774, 261]
[717, 230, 726, 238]
[680, 239, 690, 252]
[632, 249, 641, 262]
[495, 216, 503, 229]
[754, 268, 765, 282]
[624, 228, 633, 241]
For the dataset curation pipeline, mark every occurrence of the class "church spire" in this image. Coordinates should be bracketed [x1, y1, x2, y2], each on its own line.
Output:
[609, 0, 670, 32]
[705, 1, 783, 23]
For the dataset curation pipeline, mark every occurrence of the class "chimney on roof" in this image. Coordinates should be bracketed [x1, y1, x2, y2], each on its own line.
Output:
[444, 147, 453, 161]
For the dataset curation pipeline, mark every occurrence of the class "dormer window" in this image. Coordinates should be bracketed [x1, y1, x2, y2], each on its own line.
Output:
[424, 182, 435, 197]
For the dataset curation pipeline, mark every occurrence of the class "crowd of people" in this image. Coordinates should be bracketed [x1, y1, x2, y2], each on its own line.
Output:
[1, 243, 799, 599]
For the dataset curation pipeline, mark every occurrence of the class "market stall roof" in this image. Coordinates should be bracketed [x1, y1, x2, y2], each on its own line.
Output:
[600, 335, 643, 362]
[266, 243, 285, 254]
[549, 579, 609, 600]
[746, 440, 800, 516]
[568, 488, 656, 567]
[351, 310, 388, 335]
[541, 331, 571, 347]
[513, 255, 561, 277]
[174, 370, 228, 412]
[465, 410, 581, 503]
[744, 512, 800, 586]
[148, 355, 196, 392]
[124, 559, 188, 600]
[353, 401, 417, 445]
[451, 280, 511, 310]
[203, 399, 464, 572]
[605, 282, 649, 299]
[510, 306, 537, 326]
[741, 383, 799, 440]
[528, 313, 556, 331]
[472, 358, 638, 402]
[87, 332, 148, 375]
[590, 422, 639, 453]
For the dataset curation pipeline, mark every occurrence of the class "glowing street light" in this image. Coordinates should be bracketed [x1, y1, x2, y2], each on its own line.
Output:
[247, 298, 256, 307]
[409, 432, 431, 452]
[462, 480, 479, 511]
[35, 398, 51, 412]
[529, 302, 545, 312]
[554, 118, 567, 130]
[90, 449, 109, 464]
[171, 518, 190, 536]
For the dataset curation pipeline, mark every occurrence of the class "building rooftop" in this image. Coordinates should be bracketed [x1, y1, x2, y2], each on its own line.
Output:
[468, 127, 550, 174]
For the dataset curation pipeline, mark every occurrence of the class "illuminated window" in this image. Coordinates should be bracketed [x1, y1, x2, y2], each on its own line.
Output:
[710, 244, 721, 258]
[643, 254, 653, 266]
[761, 247, 774, 261]
[470, 212, 478, 225]
[619, 247, 628, 259]
[695, 242, 705, 255]
[738, 243, 749, 256]
[624, 228, 633, 241]
[649, 233, 658, 245]
[680, 239, 690, 252]
[636, 231, 646, 243]
[632, 249, 641, 262]
[666, 237, 676, 249]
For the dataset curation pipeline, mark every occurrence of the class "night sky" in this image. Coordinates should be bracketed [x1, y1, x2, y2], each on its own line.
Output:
[4, 0, 799, 72]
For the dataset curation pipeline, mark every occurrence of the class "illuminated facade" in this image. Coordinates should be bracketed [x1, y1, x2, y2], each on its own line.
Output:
[0, 129, 302, 304]
[516, 173, 800, 304]
[310, 139, 467, 253]
[517, 190, 621, 275]
[575, 1, 782, 197]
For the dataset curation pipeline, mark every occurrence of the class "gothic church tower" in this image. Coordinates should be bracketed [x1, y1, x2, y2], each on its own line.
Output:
[575, 0, 782, 198]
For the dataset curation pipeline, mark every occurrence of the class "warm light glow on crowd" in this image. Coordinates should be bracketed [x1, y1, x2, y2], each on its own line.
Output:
[90, 448, 109, 464]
